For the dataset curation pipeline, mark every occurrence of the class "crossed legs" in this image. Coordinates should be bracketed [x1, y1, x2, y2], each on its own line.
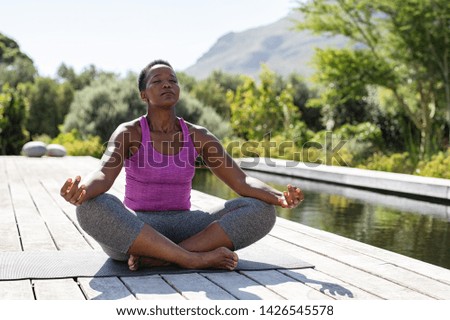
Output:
[76, 194, 276, 271]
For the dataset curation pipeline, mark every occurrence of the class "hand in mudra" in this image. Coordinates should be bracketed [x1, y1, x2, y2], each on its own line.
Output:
[278, 184, 304, 208]
[60, 176, 87, 206]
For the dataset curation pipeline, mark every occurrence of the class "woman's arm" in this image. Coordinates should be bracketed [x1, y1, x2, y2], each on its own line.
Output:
[193, 126, 304, 208]
[60, 123, 136, 205]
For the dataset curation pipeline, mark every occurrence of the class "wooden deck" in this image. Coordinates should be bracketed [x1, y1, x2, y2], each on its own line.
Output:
[1, 155, 450, 300]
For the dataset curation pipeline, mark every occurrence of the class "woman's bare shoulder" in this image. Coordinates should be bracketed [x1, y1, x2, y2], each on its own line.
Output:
[184, 120, 215, 141]
[111, 117, 142, 141]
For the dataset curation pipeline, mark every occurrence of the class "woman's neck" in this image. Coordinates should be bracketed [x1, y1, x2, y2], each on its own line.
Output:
[146, 108, 178, 133]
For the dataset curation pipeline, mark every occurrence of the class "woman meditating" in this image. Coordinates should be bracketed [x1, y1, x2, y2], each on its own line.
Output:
[60, 60, 304, 271]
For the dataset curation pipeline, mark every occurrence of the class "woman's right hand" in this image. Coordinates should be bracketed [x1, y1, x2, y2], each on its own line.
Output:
[60, 176, 87, 206]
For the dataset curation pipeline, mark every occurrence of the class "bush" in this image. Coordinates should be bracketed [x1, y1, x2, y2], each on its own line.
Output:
[295, 123, 383, 167]
[357, 152, 415, 174]
[222, 131, 308, 162]
[51, 129, 104, 158]
[415, 149, 450, 179]
[31, 133, 52, 144]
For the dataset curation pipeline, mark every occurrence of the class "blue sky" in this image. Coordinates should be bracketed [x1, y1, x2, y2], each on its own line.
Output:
[0, 0, 298, 77]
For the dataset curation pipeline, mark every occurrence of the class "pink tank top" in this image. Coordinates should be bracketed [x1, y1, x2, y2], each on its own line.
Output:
[124, 116, 198, 211]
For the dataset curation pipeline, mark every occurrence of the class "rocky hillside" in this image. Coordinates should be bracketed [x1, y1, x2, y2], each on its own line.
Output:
[184, 11, 346, 80]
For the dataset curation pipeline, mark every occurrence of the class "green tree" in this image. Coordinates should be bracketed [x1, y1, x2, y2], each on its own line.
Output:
[286, 73, 322, 131]
[0, 33, 33, 64]
[0, 33, 37, 87]
[56, 63, 109, 90]
[63, 73, 146, 141]
[0, 84, 29, 154]
[227, 66, 299, 140]
[296, 0, 450, 159]
[176, 72, 197, 92]
[25, 77, 74, 138]
[176, 89, 231, 139]
[189, 70, 244, 120]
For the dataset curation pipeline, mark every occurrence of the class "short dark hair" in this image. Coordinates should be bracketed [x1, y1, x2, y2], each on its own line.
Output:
[138, 59, 173, 92]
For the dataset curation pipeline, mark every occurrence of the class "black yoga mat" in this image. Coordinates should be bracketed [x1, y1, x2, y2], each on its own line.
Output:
[0, 239, 313, 280]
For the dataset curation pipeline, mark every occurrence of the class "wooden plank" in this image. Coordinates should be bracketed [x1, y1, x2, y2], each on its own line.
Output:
[5, 158, 56, 251]
[270, 225, 450, 299]
[0, 188, 22, 251]
[0, 158, 22, 251]
[33, 279, 86, 300]
[40, 177, 102, 251]
[241, 270, 333, 300]
[120, 275, 185, 300]
[277, 218, 450, 285]
[279, 268, 381, 300]
[14, 220, 56, 252]
[25, 179, 92, 251]
[78, 277, 136, 300]
[263, 231, 432, 299]
[162, 273, 236, 300]
[369, 263, 450, 299]
[39, 178, 78, 220]
[0, 160, 16, 225]
[0, 222, 22, 251]
[0, 280, 34, 299]
[17, 156, 96, 181]
[201, 272, 284, 300]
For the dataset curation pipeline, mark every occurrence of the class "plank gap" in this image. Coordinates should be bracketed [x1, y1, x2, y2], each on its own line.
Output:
[7, 178, 24, 251]
[40, 179, 98, 250]
[75, 277, 90, 300]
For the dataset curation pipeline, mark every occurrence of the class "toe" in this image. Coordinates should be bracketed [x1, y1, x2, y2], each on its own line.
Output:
[128, 255, 140, 271]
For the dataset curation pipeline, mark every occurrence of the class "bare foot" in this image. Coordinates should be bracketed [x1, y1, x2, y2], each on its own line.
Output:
[128, 255, 171, 271]
[187, 247, 239, 270]
[128, 247, 239, 271]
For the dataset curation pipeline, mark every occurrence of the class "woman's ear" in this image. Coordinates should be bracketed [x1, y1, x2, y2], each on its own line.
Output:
[140, 91, 147, 102]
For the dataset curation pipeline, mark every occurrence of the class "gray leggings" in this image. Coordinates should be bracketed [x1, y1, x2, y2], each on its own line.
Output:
[76, 194, 277, 261]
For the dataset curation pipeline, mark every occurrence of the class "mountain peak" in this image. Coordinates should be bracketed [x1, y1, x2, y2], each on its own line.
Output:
[184, 12, 346, 80]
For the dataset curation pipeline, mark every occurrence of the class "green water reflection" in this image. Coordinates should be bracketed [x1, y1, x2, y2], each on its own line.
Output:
[192, 168, 450, 270]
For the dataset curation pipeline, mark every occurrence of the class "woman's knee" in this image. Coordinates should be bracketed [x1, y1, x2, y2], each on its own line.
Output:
[220, 197, 277, 250]
[245, 197, 277, 232]
[76, 193, 144, 254]
[76, 193, 122, 234]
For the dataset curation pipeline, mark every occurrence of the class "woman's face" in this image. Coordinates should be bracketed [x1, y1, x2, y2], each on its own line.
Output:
[141, 65, 180, 108]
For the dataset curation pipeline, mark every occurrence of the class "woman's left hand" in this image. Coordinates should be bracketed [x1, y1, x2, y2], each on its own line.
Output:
[278, 184, 304, 208]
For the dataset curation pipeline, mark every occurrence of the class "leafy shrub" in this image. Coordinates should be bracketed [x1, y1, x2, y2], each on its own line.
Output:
[51, 129, 104, 158]
[415, 149, 450, 179]
[357, 152, 415, 174]
[222, 131, 308, 162]
[297, 123, 382, 167]
[31, 134, 52, 144]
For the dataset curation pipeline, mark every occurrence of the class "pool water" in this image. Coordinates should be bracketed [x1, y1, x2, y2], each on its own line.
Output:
[192, 168, 450, 270]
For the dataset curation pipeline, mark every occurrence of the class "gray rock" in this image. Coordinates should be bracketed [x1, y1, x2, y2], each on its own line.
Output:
[22, 141, 47, 157]
[46, 144, 67, 157]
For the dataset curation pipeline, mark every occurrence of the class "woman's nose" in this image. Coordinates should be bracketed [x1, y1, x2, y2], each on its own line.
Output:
[162, 80, 171, 88]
